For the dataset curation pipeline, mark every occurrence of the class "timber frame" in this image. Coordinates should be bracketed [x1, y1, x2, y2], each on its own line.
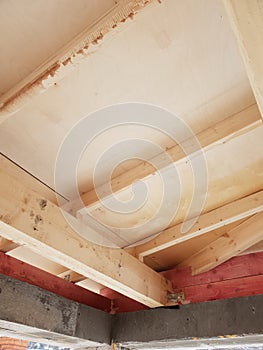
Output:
[1, 0, 263, 348]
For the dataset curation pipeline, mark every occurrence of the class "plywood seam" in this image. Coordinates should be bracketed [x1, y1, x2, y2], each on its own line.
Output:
[0, 152, 68, 202]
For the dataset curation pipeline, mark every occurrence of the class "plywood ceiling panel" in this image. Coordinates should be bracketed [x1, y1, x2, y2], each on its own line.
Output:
[0, 0, 116, 96]
[0, 0, 255, 194]
[0, 0, 262, 251]
[82, 125, 263, 246]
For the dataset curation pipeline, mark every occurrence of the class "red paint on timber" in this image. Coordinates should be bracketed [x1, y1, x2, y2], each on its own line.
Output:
[0, 252, 111, 312]
[182, 275, 263, 303]
[1, 252, 262, 313]
[161, 252, 263, 304]
[162, 252, 263, 287]
[100, 288, 148, 313]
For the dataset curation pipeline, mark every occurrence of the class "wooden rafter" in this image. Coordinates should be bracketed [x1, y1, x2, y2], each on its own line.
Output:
[224, 0, 263, 119]
[177, 213, 263, 275]
[133, 190, 263, 259]
[0, 169, 173, 307]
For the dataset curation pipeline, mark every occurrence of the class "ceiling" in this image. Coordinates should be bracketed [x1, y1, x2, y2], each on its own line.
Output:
[0, 0, 262, 301]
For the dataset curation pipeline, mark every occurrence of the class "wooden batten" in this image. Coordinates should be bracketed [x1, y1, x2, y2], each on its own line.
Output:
[134, 190, 263, 259]
[79, 103, 260, 210]
[177, 213, 263, 275]
[224, 0, 263, 118]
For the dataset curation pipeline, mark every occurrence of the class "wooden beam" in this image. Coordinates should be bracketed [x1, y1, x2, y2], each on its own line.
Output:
[0, 252, 111, 312]
[6, 246, 66, 275]
[179, 275, 263, 304]
[58, 269, 86, 283]
[177, 213, 263, 275]
[77, 103, 260, 211]
[0, 252, 148, 314]
[100, 288, 148, 313]
[58, 241, 263, 294]
[162, 252, 263, 303]
[2, 249, 261, 315]
[224, 1, 263, 118]
[76, 278, 105, 295]
[163, 252, 263, 287]
[0, 170, 172, 307]
[134, 190, 263, 259]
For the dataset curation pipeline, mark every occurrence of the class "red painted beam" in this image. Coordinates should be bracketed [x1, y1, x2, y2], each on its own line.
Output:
[0, 252, 146, 313]
[1, 251, 262, 313]
[100, 288, 148, 313]
[162, 252, 263, 304]
[180, 275, 263, 303]
[0, 252, 111, 312]
[162, 252, 263, 287]
[101, 253, 263, 311]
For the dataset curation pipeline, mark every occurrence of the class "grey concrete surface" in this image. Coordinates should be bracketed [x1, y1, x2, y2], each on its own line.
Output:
[0, 274, 111, 348]
[112, 295, 263, 348]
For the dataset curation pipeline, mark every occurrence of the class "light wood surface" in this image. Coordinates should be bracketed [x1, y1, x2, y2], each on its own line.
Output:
[178, 213, 263, 275]
[0, 169, 172, 307]
[224, 0, 263, 118]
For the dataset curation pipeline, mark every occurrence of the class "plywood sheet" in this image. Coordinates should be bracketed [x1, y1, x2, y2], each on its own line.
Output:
[0, 0, 116, 96]
[0, 0, 255, 194]
[83, 126, 263, 246]
[0, 0, 261, 250]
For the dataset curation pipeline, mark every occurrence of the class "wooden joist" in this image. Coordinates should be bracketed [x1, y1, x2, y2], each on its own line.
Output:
[177, 213, 263, 275]
[78, 103, 261, 211]
[224, 0, 263, 119]
[133, 190, 263, 259]
[6, 246, 66, 275]
[0, 170, 173, 307]
[0, 252, 111, 312]
[58, 269, 86, 283]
